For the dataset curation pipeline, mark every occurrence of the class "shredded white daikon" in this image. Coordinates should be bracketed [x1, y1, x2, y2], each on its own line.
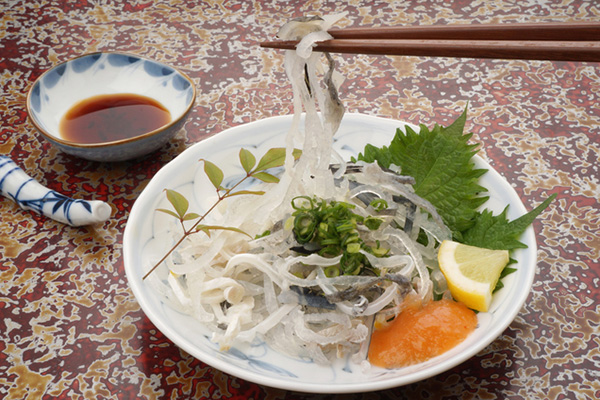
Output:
[150, 14, 451, 365]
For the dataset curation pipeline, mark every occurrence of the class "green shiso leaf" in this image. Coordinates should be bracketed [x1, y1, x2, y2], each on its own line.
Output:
[354, 107, 488, 238]
[462, 193, 557, 250]
[354, 107, 556, 252]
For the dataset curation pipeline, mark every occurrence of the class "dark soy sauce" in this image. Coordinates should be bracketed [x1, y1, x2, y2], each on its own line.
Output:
[60, 93, 171, 144]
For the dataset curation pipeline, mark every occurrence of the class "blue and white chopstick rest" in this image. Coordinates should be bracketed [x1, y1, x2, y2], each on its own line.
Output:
[0, 156, 111, 226]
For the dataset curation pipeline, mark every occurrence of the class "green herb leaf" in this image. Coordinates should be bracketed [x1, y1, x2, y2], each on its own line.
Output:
[156, 208, 180, 219]
[201, 159, 224, 190]
[253, 171, 280, 183]
[462, 193, 557, 250]
[146, 148, 284, 280]
[354, 106, 557, 253]
[493, 265, 517, 292]
[165, 189, 189, 219]
[354, 107, 489, 236]
[239, 148, 256, 173]
[196, 224, 252, 238]
[227, 190, 266, 197]
[255, 148, 287, 172]
[182, 212, 201, 221]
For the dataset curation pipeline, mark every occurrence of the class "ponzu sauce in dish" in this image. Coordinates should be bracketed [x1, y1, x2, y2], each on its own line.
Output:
[60, 93, 171, 144]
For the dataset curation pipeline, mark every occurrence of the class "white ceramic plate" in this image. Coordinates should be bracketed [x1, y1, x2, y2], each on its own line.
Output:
[123, 113, 536, 393]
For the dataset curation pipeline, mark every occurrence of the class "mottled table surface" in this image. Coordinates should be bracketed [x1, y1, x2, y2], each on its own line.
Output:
[1, 1, 598, 399]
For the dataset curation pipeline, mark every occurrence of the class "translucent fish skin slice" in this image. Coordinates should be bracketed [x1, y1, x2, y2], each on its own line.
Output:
[0, 155, 111, 226]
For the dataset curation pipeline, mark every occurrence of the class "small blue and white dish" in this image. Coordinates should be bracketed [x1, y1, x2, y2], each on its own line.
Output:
[26, 52, 196, 162]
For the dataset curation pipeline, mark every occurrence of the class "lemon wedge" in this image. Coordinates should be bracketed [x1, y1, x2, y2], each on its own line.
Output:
[438, 240, 510, 312]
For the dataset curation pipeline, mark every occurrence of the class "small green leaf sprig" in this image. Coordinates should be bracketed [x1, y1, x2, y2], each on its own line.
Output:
[143, 147, 301, 280]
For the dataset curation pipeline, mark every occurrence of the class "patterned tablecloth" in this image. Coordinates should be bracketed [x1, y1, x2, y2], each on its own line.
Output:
[1, 1, 598, 399]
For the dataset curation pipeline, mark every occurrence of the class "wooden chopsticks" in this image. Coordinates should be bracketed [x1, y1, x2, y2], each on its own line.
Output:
[326, 22, 599, 41]
[260, 22, 600, 62]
